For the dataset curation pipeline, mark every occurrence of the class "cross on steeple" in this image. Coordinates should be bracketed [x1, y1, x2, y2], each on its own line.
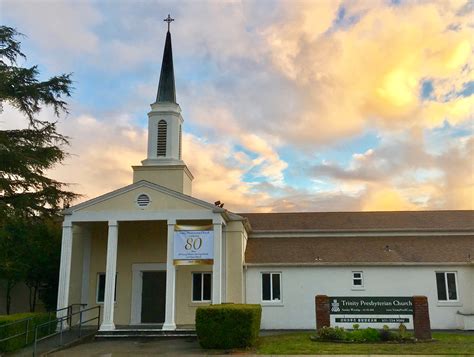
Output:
[164, 14, 174, 32]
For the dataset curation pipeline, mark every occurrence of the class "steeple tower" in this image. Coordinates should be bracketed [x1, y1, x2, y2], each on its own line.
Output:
[133, 15, 193, 194]
[156, 30, 176, 104]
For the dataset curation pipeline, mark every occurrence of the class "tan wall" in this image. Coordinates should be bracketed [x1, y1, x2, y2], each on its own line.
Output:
[0, 281, 46, 315]
[175, 265, 213, 325]
[86, 221, 167, 325]
[77, 218, 248, 326]
[225, 221, 247, 304]
[132, 166, 193, 195]
[78, 186, 204, 213]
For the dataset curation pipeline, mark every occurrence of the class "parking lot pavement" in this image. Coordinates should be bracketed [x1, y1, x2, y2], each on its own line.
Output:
[50, 337, 211, 356]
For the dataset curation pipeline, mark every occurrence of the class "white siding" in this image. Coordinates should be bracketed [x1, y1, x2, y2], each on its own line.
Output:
[245, 265, 474, 330]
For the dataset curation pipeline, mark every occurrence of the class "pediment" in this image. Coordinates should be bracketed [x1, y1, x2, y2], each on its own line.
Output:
[65, 180, 216, 214]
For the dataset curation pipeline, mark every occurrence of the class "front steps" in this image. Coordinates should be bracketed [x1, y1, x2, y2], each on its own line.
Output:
[96, 328, 196, 338]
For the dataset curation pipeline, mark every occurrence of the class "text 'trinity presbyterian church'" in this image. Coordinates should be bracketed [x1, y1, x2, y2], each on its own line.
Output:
[57, 19, 474, 333]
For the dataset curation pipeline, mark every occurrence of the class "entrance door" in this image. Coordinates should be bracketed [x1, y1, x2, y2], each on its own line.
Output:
[141, 271, 166, 323]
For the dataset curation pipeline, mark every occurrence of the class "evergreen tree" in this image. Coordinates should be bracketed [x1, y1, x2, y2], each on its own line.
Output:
[0, 26, 78, 313]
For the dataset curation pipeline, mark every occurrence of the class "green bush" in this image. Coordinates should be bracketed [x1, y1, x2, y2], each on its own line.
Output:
[0, 312, 56, 352]
[317, 326, 346, 341]
[347, 327, 381, 342]
[395, 323, 413, 341]
[195, 304, 261, 349]
[379, 325, 395, 341]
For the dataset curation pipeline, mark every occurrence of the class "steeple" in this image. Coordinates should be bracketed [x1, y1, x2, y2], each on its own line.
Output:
[156, 29, 176, 104]
[133, 15, 193, 195]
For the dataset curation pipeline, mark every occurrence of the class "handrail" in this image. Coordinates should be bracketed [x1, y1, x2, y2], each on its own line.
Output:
[0, 303, 89, 353]
[0, 311, 55, 346]
[33, 305, 101, 356]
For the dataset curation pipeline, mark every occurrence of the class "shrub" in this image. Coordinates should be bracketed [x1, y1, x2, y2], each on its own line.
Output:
[379, 325, 395, 342]
[317, 326, 347, 341]
[361, 327, 381, 342]
[195, 304, 261, 349]
[0, 312, 56, 352]
[395, 323, 413, 341]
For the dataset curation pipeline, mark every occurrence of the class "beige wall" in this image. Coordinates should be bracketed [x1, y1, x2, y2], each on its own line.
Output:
[132, 165, 193, 195]
[175, 265, 212, 325]
[225, 221, 247, 304]
[73, 218, 248, 326]
[86, 221, 167, 325]
[77, 186, 205, 213]
[0, 281, 46, 315]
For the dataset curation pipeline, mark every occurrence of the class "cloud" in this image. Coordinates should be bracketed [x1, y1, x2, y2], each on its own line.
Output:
[262, 1, 473, 144]
[2, 0, 473, 213]
[3, 0, 102, 68]
[310, 131, 474, 211]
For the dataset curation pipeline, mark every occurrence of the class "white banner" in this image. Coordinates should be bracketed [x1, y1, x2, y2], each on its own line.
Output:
[173, 229, 214, 265]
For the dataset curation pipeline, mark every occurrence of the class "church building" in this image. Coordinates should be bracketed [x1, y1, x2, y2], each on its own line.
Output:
[57, 23, 474, 333]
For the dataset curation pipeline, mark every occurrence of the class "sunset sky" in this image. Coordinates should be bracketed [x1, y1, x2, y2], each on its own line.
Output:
[2, 0, 473, 213]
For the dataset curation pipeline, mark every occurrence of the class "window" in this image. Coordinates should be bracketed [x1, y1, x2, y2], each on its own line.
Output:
[157, 120, 167, 157]
[192, 272, 211, 302]
[436, 272, 458, 301]
[261, 272, 281, 302]
[352, 271, 364, 289]
[96, 273, 117, 303]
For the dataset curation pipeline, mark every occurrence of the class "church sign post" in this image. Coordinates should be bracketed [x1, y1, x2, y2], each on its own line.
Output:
[315, 295, 432, 340]
[330, 296, 412, 323]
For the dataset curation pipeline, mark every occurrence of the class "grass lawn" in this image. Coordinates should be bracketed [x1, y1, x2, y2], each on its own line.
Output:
[255, 332, 474, 355]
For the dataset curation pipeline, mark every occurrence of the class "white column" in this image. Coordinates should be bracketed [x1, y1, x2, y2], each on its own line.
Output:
[56, 222, 73, 321]
[212, 221, 223, 304]
[163, 219, 176, 330]
[100, 220, 118, 331]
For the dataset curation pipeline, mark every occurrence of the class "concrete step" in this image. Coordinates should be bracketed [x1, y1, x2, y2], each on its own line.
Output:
[95, 329, 196, 338]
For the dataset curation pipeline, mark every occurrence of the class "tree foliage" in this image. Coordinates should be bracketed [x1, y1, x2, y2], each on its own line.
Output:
[0, 26, 78, 313]
[0, 26, 78, 218]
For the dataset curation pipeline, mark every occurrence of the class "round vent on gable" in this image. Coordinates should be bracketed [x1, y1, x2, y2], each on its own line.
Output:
[136, 194, 150, 208]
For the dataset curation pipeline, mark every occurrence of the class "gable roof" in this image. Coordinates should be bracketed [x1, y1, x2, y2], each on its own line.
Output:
[64, 180, 220, 214]
[245, 234, 474, 265]
[239, 210, 474, 232]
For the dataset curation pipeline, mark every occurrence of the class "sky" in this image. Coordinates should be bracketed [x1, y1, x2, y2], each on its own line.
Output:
[2, 0, 473, 213]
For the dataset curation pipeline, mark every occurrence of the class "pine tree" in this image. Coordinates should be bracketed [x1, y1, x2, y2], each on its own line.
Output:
[0, 25, 78, 217]
[0, 26, 79, 313]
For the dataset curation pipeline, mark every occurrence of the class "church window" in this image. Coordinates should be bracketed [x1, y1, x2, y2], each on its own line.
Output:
[192, 272, 212, 302]
[157, 120, 167, 156]
[352, 271, 364, 289]
[96, 273, 117, 303]
[261, 272, 281, 302]
[436, 272, 458, 301]
[136, 193, 151, 208]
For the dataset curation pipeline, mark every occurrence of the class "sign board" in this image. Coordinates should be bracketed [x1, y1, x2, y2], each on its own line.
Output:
[335, 317, 410, 323]
[330, 297, 413, 315]
[173, 225, 214, 265]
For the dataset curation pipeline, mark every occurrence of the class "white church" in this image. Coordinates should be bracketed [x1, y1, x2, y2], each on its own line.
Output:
[57, 22, 474, 334]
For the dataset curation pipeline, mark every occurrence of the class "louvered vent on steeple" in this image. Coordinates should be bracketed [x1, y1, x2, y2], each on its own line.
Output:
[157, 120, 167, 156]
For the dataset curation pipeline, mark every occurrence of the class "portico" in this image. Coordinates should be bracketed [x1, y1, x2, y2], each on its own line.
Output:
[55, 180, 232, 331]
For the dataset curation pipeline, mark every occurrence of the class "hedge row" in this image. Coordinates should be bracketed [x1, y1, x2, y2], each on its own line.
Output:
[0, 312, 56, 352]
[196, 304, 261, 349]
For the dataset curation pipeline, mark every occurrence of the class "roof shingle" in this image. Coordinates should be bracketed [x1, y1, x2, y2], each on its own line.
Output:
[239, 210, 474, 232]
[245, 235, 474, 264]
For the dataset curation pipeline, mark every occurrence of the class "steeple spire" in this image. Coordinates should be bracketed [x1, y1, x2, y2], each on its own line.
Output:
[135, 14, 193, 194]
[156, 15, 176, 103]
